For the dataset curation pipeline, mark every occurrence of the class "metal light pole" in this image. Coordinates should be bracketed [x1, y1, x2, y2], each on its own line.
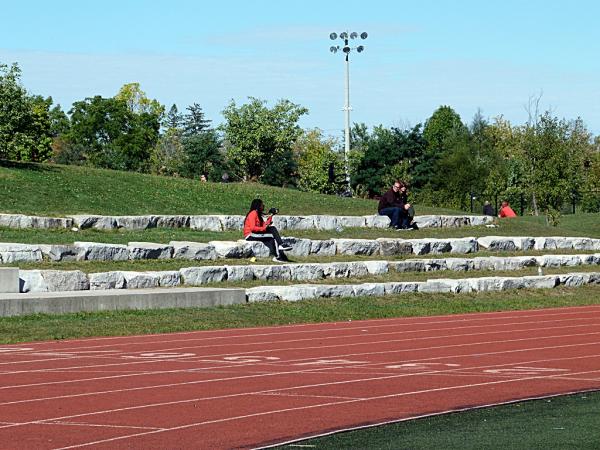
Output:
[329, 31, 367, 194]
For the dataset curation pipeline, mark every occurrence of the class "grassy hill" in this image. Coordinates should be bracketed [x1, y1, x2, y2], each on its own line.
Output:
[0, 161, 460, 217]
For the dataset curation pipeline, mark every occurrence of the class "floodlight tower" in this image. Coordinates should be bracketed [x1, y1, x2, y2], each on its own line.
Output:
[329, 30, 367, 193]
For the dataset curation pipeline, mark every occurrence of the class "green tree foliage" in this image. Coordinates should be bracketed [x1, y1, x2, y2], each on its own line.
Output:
[65, 95, 160, 171]
[180, 129, 225, 180]
[149, 129, 185, 176]
[294, 129, 341, 194]
[182, 103, 211, 137]
[115, 82, 164, 117]
[221, 97, 308, 185]
[352, 124, 425, 197]
[163, 104, 183, 132]
[413, 105, 466, 188]
[0, 62, 52, 162]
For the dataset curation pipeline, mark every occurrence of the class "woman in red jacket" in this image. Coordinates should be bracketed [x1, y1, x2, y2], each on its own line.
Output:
[244, 199, 292, 262]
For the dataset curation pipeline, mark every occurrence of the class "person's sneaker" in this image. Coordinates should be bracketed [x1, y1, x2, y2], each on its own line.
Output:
[410, 222, 419, 230]
[278, 245, 293, 251]
[272, 257, 287, 263]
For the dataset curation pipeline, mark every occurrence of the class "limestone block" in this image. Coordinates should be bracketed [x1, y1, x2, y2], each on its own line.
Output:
[116, 216, 156, 230]
[0, 243, 43, 263]
[449, 238, 478, 254]
[322, 262, 353, 279]
[313, 284, 355, 298]
[581, 254, 600, 265]
[253, 264, 292, 281]
[353, 283, 386, 297]
[333, 239, 380, 256]
[592, 239, 600, 251]
[384, 282, 421, 294]
[390, 260, 426, 273]
[19, 270, 89, 293]
[441, 215, 470, 228]
[0, 267, 19, 293]
[209, 241, 250, 259]
[277, 285, 320, 301]
[74, 242, 130, 261]
[170, 241, 217, 260]
[290, 263, 325, 281]
[558, 273, 589, 287]
[284, 216, 315, 230]
[89, 271, 126, 290]
[282, 237, 312, 257]
[70, 215, 118, 230]
[128, 242, 173, 260]
[538, 255, 582, 268]
[122, 272, 161, 289]
[405, 239, 431, 256]
[422, 259, 448, 272]
[311, 215, 339, 230]
[412, 215, 441, 228]
[346, 262, 370, 278]
[270, 215, 288, 230]
[337, 216, 367, 228]
[477, 236, 518, 251]
[152, 271, 181, 287]
[189, 215, 223, 231]
[428, 239, 452, 254]
[310, 239, 337, 256]
[481, 256, 537, 271]
[219, 215, 244, 230]
[364, 260, 389, 275]
[39, 245, 79, 262]
[180, 266, 228, 285]
[226, 265, 256, 282]
[469, 215, 494, 226]
[246, 286, 283, 302]
[155, 215, 190, 228]
[377, 238, 413, 256]
[420, 278, 472, 293]
[534, 237, 569, 250]
[365, 215, 391, 228]
[243, 240, 273, 258]
[0, 214, 72, 229]
[445, 258, 474, 271]
[521, 275, 559, 289]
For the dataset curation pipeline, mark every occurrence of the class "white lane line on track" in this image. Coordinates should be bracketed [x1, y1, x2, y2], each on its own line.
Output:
[4, 305, 599, 354]
[257, 392, 366, 400]
[2, 316, 599, 378]
[2, 330, 600, 401]
[1, 350, 599, 425]
[42, 421, 164, 431]
[47, 367, 600, 450]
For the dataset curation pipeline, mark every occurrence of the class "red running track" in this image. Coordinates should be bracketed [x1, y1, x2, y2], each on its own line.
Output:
[1, 305, 600, 449]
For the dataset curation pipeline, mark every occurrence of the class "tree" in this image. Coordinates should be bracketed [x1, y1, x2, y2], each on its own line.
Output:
[413, 105, 466, 188]
[220, 97, 308, 185]
[182, 103, 211, 137]
[163, 104, 183, 132]
[0, 62, 52, 162]
[180, 129, 225, 180]
[294, 129, 341, 194]
[115, 82, 164, 117]
[66, 96, 160, 171]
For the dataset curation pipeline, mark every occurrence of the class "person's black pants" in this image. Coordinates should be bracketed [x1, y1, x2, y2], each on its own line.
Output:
[245, 226, 287, 260]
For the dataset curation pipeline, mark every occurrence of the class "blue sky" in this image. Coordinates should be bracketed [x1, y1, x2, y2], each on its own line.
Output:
[2, 0, 599, 136]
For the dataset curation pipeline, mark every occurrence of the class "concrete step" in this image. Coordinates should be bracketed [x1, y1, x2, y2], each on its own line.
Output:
[0, 287, 245, 317]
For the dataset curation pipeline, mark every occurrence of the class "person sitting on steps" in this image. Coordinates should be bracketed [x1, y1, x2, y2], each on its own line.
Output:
[243, 199, 292, 263]
[378, 180, 418, 230]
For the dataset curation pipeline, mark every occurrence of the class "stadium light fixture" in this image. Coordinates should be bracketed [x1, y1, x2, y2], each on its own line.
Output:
[328, 30, 368, 194]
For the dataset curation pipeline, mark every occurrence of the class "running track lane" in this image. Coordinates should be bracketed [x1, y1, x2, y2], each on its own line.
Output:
[0, 305, 599, 449]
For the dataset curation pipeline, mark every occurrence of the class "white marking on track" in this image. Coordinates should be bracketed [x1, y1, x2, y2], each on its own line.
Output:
[483, 366, 570, 375]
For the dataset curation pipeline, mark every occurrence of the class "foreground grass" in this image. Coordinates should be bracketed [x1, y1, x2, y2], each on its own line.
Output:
[276, 391, 600, 449]
[1, 285, 599, 344]
[0, 161, 458, 217]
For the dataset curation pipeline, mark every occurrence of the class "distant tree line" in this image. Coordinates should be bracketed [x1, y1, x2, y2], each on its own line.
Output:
[1, 61, 599, 223]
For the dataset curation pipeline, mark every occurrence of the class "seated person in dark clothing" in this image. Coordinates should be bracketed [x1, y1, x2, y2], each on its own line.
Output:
[243, 199, 292, 263]
[482, 201, 495, 216]
[378, 180, 413, 229]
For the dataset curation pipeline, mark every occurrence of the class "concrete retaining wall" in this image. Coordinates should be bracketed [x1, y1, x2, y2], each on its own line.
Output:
[0, 287, 246, 317]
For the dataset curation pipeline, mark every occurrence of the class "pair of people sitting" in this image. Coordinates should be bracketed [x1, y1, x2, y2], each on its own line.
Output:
[378, 180, 418, 230]
[243, 199, 292, 263]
